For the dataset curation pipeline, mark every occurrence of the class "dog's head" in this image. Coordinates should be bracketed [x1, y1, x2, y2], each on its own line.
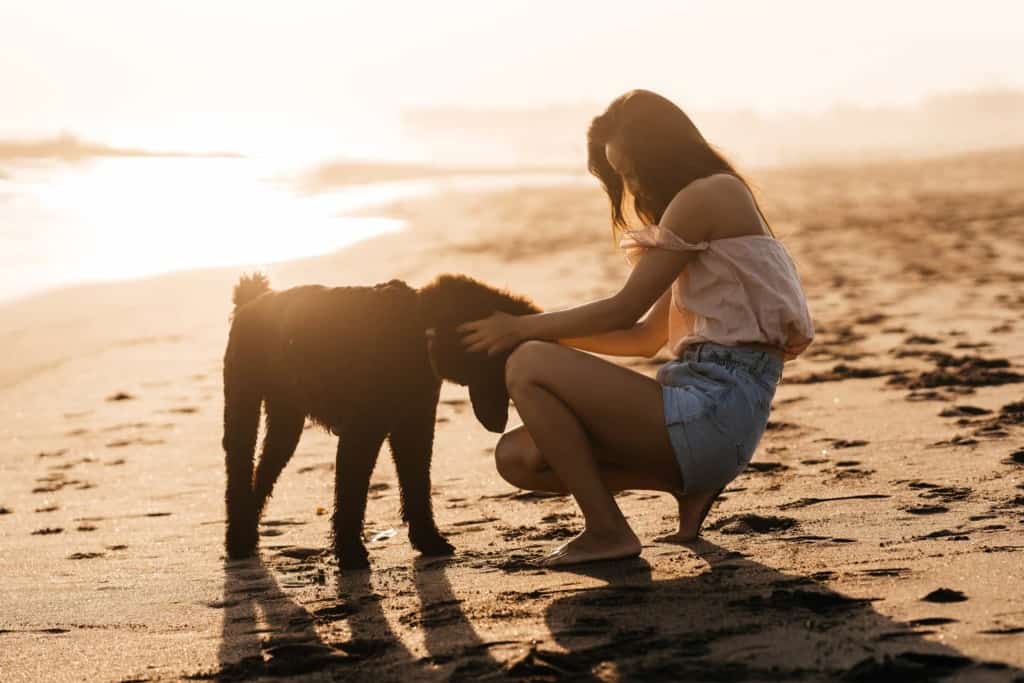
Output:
[418, 274, 540, 433]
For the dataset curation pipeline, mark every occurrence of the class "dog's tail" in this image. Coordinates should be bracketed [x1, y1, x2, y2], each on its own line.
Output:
[232, 272, 271, 313]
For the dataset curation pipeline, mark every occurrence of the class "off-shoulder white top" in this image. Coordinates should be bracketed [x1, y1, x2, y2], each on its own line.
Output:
[619, 225, 814, 362]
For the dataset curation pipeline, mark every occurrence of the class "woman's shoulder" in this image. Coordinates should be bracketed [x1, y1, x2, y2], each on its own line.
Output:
[661, 173, 765, 243]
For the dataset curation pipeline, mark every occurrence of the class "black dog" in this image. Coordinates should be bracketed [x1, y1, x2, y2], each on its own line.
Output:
[222, 272, 538, 568]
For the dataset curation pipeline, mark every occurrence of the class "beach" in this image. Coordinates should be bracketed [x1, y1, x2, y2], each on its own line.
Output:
[1, 147, 1023, 681]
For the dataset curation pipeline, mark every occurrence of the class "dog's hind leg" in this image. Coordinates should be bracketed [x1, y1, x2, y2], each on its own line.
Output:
[252, 402, 305, 519]
[388, 389, 454, 557]
[222, 361, 263, 559]
[333, 414, 389, 569]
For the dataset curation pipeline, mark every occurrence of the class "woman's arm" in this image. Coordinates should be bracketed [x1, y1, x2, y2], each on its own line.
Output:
[459, 246, 696, 354]
[458, 179, 709, 355]
[557, 288, 670, 357]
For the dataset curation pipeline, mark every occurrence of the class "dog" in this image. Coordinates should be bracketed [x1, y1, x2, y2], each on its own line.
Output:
[222, 272, 539, 568]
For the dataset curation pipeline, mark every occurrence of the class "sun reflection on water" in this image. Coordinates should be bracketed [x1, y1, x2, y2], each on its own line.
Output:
[25, 157, 404, 282]
[0, 157, 586, 302]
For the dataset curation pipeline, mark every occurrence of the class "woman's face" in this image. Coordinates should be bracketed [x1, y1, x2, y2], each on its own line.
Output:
[605, 138, 641, 197]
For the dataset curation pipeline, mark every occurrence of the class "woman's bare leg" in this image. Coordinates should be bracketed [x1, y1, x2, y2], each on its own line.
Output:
[503, 340, 699, 566]
[495, 425, 724, 543]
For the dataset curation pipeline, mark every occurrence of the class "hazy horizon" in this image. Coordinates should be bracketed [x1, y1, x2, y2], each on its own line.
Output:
[2, 1, 1022, 163]
[4, 86, 1024, 171]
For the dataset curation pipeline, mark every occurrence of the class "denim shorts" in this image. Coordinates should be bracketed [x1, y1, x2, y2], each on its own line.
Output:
[657, 342, 783, 495]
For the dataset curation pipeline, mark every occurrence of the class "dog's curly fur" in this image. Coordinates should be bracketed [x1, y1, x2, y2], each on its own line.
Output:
[222, 272, 539, 568]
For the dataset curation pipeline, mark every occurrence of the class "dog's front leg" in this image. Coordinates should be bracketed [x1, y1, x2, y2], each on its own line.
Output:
[333, 418, 388, 570]
[388, 391, 454, 557]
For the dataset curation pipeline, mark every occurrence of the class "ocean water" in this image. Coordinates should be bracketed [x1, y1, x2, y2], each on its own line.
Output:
[0, 157, 584, 303]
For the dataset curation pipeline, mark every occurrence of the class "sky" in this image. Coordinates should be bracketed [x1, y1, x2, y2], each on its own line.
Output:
[1, 0, 1022, 159]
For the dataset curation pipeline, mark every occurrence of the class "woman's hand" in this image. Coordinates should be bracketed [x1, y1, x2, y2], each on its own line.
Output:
[457, 312, 527, 356]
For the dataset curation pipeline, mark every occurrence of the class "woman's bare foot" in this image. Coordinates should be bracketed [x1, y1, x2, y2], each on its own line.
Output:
[538, 525, 642, 567]
[654, 487, 724, 544]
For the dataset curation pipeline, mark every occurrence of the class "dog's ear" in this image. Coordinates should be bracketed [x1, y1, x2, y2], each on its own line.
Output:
[468, 358, 509, 433]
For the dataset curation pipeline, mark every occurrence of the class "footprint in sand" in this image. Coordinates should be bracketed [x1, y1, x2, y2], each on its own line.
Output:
[780, 494, 889, 510]
[978, 625, 1024, 635]
[745, 462, 789, 474]
[31, 473, 86, 494]
[296, 462, 332, 474]
[922, 588, 968, 603]
[902, 505, 949, 515]
[102, 422, 151, 432]
[106, 391, 135, 401]
[930, 434, 981, 447]
[106, 437, 165, 448]
[954, 341, 991, 350]
[765, 420, 800, 432]
[917, 485, 972, 503]
[910, 617, 958, 626]
[905, 335, 941, 345]
[860, 568, 911, 578]
[917, 529, 970, 541]
[939, 405, 992, 418]
[707, 514, 798, 535]
[276, 547, 324, 561]
[163, 406, 199, 414]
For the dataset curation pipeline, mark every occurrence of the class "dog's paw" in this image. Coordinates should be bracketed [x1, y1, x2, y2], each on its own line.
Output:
[412, 533, 456, 557]
[226, 536, 258, 557]
[335, 545, 371, 571]
[225, 528, 258, 559]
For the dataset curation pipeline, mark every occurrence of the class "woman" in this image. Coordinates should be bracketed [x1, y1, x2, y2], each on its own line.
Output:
[457, 89, 814, 567]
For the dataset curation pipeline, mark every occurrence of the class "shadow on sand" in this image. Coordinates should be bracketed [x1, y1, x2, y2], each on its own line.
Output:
[203, 542, 1022, 681]
[535, 541, 1023, 681]
[205, 553, 505, 681]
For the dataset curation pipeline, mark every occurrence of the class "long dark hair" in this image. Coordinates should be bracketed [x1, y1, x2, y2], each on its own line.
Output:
[587, 89, 774, 238]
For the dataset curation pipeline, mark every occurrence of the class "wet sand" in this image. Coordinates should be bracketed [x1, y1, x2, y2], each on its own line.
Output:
[1, 147, 1023, 681]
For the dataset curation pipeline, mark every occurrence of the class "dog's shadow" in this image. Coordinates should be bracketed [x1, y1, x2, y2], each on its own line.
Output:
[409, 556, 508, 679]
[214, 554, 504, 680]
[215, 556, 367, 679]
[539, 540, 1023, 681]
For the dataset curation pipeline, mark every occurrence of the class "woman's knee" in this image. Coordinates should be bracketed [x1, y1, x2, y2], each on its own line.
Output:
[505, 340, 556, 393]
[494, 428, 545, 485]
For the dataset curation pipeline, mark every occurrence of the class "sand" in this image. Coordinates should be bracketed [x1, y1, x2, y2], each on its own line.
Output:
[1, 148, 1023, 682]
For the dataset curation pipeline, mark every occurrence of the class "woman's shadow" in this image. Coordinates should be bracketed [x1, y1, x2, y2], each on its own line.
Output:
[536, 540, 1022, 681]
